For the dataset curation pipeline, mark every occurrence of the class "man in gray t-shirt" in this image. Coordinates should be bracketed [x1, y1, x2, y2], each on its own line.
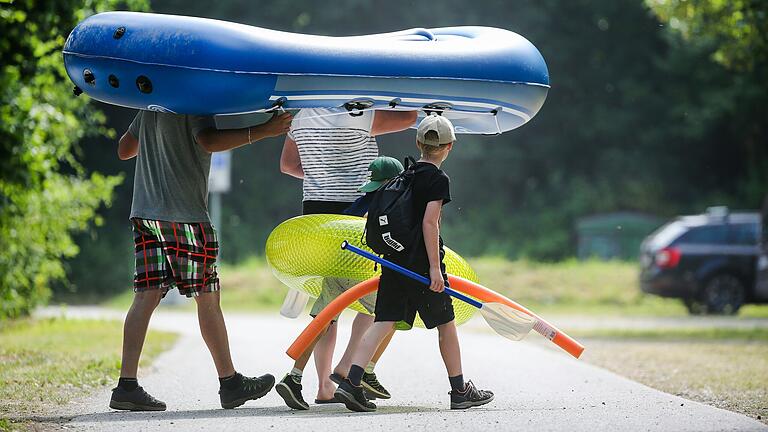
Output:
[127, 112, 214, 222]
[110, 110, 291, 412]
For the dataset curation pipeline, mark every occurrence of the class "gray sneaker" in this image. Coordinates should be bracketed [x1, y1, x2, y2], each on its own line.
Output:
[449, 380, 494, 410]
[275, 373, 310, 410]
[109, 386, 166, 411]
[335, 379, 376, 412]
[361, 372, 391, 399]
[219, 373, 275, 409]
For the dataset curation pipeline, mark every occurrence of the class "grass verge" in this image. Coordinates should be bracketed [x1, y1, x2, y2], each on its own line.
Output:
[0, 318, 177, 431]
[104, 256, 768, 318]
[469, 257, 768, 318]
[574, 327, 767, 424]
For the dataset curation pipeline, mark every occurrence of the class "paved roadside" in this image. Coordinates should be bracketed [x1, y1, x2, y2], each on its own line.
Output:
[35, 307, 767, 431]
[535, 315, 768, 331]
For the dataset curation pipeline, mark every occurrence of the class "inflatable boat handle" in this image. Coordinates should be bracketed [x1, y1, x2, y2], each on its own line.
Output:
[362, 27, 435, 41]
[404, 28, 436, 41]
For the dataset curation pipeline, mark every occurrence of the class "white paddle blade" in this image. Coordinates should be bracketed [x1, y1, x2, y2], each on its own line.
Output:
[280, 289, 311, 319]
[479, 302, 536, 341]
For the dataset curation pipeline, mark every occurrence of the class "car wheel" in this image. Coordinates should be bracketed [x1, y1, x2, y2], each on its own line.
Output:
[700, 274, 745, 315]
[683, 297, 707, 315]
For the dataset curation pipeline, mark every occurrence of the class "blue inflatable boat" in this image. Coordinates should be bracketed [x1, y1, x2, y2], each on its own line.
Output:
[63, 12, 549, 134]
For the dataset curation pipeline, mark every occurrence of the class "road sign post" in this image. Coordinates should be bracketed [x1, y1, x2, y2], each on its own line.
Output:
[208, 150, 232, 229]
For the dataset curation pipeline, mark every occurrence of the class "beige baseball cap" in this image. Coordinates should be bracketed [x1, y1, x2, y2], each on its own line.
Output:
[416, 113, 456, 146]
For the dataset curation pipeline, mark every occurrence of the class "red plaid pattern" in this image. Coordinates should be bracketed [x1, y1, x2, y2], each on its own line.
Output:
[132, 218, 220, 297]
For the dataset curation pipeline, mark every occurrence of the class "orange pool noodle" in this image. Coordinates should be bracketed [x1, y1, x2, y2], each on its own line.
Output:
[286, 275, 584, 360]
[286, 277, 379, 360]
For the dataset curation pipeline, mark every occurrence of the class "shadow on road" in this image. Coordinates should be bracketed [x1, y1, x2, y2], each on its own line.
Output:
[22, 404, 440, 425]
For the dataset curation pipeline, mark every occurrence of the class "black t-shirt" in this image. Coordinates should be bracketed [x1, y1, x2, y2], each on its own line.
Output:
[398, 161, 451, 269]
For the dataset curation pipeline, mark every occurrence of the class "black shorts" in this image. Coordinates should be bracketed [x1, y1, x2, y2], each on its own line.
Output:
[302, 200, 353, 215]
[374, 262, 455, 330]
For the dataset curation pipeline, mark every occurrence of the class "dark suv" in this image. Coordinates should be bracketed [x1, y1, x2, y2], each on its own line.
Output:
[640, 207, 768, 314]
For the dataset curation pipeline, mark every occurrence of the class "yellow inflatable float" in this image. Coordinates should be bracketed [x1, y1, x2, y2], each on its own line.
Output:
[265, 214, 480, 327]
[267, 214, 585, 360]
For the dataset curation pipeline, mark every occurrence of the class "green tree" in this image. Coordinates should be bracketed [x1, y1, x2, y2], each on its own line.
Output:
[0, 0, 147, 319]
[647, 0, 768, 209]
[647, 0, 767, 71]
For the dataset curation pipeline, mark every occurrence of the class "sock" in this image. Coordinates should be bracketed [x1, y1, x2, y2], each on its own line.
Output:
[117, 377, 138, 391]
[348, 364, 365, 386]
[219, 372, 243, 390]
[364, 361, 376, 374]
[449, 374, 465, 392]
[290, 367, 303, 382]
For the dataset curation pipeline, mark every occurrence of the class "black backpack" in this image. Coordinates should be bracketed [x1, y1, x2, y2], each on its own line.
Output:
[365, 157, 426, 257]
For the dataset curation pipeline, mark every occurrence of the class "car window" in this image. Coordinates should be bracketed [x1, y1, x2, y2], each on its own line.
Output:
[677, 224, 728, 245]
[729, 223, 759, 245]
[763, 216, 767, 245]
[647, 221, 687, 249]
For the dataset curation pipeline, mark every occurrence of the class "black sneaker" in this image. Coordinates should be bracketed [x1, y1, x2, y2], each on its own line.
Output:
[275, 374, 309, 410]
[109, 386, 166, 411]
[330, 372, 377, 400]
[361, 372, 391, 399]
[334, 379, 376, 412]
[219, 373, 275, 409]
[450, 380, 494, 410]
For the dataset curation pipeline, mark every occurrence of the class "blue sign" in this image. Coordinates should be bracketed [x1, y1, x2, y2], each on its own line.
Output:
[209, 151, 232, 193]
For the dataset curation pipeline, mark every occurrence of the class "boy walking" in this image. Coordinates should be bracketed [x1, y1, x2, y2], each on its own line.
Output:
[110, 111, 291, 411]
[334, 113, 494, 412]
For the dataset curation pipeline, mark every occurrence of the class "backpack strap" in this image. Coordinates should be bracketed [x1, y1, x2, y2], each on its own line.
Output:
[403, 155, 418, 171]
[404, 156, 435, 174]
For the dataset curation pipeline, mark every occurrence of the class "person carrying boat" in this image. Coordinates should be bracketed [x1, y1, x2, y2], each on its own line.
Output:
[275, 107, 416, 409]
[110, 111, 292, 411]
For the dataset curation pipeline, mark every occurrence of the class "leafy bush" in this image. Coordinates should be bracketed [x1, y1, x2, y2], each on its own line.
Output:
[0, 0, 147, 320]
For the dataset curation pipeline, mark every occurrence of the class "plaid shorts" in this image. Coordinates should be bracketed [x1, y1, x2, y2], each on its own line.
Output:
[132, 218, 220, 297]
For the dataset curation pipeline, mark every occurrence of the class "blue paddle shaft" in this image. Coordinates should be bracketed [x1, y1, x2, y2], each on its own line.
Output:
[341, 241, 483, 309]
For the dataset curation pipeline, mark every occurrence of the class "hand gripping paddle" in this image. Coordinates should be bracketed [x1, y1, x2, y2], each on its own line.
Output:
[341, 241, 535, 341]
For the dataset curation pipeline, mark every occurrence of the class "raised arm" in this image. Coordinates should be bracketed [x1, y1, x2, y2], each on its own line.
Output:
[370, 110, 418, 136]
[280, 136, 304, 179]
[118, 131, 139, 160]
[196, 112, 292, 153]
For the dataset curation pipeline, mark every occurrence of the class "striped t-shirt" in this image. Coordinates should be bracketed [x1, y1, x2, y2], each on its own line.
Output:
[288, 108, 378, 203]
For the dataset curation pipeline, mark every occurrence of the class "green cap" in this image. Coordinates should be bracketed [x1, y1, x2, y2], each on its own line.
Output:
[358, 156, 404, 192]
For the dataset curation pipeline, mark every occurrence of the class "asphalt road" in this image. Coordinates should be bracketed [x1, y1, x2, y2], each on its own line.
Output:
[43, 307, 767, 431]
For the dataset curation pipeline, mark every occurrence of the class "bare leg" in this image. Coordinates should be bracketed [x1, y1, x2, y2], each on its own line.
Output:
[334, 314, 396, 377]
[437, 321, 462, 377]
[313, 321, 338, 400]
[290, 321, 332, 372]
[120, 290, 163, 378]
[292, 339, 315, 372]
[333, 312, 373, 377]
[371, 327, 396, 364]
[194, 291, 236, 378]
[349, 322, 396, 372]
